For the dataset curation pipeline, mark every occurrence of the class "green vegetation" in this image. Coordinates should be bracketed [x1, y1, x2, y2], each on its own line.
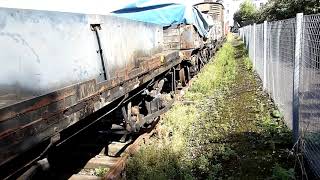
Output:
[234, 0, 320, 27]
[125, 36, 297, 179]
[257, 0, 320, 23]
[243, 57, 253, 71]
[234, 0, 258, 27]
[272, 163, 295, 180]
[94, 167, 109, 177]
[186, 35, 236, 100]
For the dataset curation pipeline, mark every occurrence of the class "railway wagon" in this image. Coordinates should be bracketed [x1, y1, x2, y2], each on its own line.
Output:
[0, 7, 181, 178]
[163, 24, 211, 84]
[0, 2, 224, 179]
[162, 2, 225, 83]
[194, 2, 225, 41]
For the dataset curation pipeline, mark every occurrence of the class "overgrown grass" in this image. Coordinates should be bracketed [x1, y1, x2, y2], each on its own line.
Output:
[126, 35, 296, 179]
[186, 37, 236, 101]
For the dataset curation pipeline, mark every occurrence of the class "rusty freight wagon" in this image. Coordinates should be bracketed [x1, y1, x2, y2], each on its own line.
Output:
[0, 7, 178, 178]
[0, 1, 224, 179]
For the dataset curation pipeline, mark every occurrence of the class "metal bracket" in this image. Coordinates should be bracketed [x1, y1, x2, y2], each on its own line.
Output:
[91, 24, 108, 80]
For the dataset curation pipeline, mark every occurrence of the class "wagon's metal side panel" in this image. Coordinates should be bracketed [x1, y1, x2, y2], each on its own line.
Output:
[163, 27, 180, 49]
[0, 8, 163, 109]
[0, 8, 103, 108]
[98, 16, 163, 78]
[179, 25, 203, 49]
[163, 25, 203, 51]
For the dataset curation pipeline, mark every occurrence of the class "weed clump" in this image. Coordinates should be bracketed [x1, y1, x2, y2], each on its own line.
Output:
[272, 163, 295, 180]
[94, 167, 109, 177]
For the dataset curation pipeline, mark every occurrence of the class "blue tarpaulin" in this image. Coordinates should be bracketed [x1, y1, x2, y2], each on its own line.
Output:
[112, 0, 210, 37]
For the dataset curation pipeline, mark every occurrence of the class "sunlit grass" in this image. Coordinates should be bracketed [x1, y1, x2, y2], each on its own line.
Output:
[186, 39, 236, 100]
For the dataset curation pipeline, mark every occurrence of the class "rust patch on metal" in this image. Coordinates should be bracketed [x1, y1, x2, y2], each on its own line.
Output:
[0, 85, 77, 122]
[77, 79, 97, 100]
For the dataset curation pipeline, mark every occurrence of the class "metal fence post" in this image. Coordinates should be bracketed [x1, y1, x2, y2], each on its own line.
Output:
[263, 21, 267, 90]
[293, 13, 303, 142]
[253, 23, 256, 68]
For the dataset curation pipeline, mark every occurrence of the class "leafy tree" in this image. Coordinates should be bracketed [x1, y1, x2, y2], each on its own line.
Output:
[257, 0, 320, 23]
[233, 0, 258, 27]
[235, 0, 320, 26]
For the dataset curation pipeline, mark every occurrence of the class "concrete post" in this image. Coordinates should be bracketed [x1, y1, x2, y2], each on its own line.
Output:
[253, 23, 256, 68]
[263, 21, 268, 90]
[293, 13, 303, 142]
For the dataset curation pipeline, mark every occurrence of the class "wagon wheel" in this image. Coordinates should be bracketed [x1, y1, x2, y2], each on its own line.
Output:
[189, 55, 198, 76]
[179, 67, 187, 87]
[198, 53, 204, 70]
[185, 66, 191, 83]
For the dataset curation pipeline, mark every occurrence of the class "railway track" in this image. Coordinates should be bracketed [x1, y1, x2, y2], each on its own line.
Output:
[70, 103, 174, 180]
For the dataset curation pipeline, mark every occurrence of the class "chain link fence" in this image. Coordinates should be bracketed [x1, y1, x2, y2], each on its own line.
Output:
[239, 13, 320, 177]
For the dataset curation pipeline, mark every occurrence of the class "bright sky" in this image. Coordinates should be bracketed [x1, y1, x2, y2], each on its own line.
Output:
[0, 0, 203, 14]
